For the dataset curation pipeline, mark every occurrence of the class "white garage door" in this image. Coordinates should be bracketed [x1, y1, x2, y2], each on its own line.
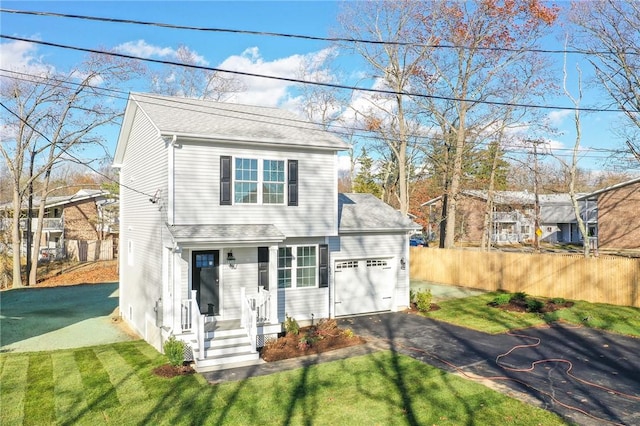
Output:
[334, 258, 394, 316]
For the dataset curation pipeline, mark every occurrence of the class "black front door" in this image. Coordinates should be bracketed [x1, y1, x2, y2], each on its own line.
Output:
[192, 251, 220, 316]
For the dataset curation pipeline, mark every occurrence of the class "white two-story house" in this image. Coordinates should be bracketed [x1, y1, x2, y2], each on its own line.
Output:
[113, 93, 417, 371]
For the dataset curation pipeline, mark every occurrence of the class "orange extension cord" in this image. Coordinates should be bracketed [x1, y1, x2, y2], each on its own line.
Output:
[391, 324, 640, 426]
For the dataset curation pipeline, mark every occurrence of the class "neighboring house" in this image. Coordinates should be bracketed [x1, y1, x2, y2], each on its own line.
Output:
[421, 190, 595, 245]
[578, 176, 640, 250]
[113, 93, 418, 371]
[0, 189, 117, 259]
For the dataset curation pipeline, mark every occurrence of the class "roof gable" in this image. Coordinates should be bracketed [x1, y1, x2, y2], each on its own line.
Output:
[114, 93, 349, 165]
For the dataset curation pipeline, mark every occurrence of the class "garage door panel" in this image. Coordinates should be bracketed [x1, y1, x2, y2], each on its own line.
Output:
[334, 259, 394, 316]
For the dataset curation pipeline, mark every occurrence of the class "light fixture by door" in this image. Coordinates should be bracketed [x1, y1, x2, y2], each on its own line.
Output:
[227, 251, 236, 268]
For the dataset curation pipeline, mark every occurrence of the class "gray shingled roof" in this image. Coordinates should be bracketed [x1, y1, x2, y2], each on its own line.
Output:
[130, 93, 349, 150]
[338, 193, 419, 233]
[167, 224, 285, 243]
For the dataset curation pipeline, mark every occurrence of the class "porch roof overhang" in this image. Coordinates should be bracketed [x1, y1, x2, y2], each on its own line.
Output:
[167, 224, 285, 244]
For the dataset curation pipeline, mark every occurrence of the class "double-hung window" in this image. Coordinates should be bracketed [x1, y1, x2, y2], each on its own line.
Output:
[234, 158, 284, 204]
[234, 158, 258, 203]
[262, 160, 285, 204]
[221, 156, 297, 206]
[278, 246, 317, 289]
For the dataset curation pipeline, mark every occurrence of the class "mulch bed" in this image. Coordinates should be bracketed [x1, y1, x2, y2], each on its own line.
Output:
[153, 363, 195, 378]
[490, 299, 574, 313]
[260, 325, 366, 362]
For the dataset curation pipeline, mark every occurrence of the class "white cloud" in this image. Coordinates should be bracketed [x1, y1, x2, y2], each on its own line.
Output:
[114, 40, 175, 59]
[546, 110, 572, 127]
[218, 47, 336, 107]
[0, 39, 53, 76]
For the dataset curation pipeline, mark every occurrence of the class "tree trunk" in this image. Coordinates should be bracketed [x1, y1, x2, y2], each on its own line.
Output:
[11, 190, 23, 288]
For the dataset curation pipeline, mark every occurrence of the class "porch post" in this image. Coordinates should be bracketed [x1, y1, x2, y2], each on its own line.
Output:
[172, 249, 182, 333]
[269, 245, 279, 324]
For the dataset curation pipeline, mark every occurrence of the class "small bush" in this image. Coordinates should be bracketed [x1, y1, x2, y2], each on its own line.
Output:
[415, 289, 433, 313]
[317, 318, 338, 331]
[492, 293, 511, 306]
[526, 299, 545, 313]
[511, 292, 528, 302]
[163, 336, 185, 367]
[284, 314, 300, 335]
[342, 328, 355, 338]
[550, 297, 566, 304]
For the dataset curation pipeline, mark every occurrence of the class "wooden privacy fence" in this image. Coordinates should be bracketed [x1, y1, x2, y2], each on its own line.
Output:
[410, 248, 640, 307]
[65, 239, 114, 262]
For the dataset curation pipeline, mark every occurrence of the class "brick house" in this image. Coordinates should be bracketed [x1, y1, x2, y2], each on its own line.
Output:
[421, 190, 594, 245]
[579, 177, 640, 250]
[0, 189, 117, 258]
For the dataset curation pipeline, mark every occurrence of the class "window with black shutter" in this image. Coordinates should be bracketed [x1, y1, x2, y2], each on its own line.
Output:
[318, 244, 328, 288]
[288, 159, 298, 206]
[220, 156, 231, 205]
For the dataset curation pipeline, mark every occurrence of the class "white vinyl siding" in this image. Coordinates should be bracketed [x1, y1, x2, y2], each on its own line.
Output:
[173, 143, 337, 237]
[117, 110, 168, 349]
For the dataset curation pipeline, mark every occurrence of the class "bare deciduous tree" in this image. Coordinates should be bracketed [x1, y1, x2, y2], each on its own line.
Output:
[150, 45, 244, 101]
[570, 0, 640, 163]
[0, 51, 142, 287]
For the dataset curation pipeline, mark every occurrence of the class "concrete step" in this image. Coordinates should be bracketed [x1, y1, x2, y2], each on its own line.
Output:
[193, 351, 261, 372]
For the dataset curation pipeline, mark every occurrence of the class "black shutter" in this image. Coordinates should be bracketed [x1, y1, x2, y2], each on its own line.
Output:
[288, 159, 298, 206]
[258, 247, 269, 290]
[319, 244, 328, 288]
[220, 156, 231, 205]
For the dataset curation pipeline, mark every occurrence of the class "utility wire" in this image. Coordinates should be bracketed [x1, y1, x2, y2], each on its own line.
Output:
[0, 100, 154, 199]
[0, 68, 633, 160]
[2, 34, 637, 115]
[1, 8, 638, 56]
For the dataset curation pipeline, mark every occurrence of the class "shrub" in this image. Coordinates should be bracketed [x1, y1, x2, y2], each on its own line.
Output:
[163, 336, 185, 367]
[551, 297, 566, 304]
[511, 292, 528, 302]
[492, 293, 512, 306]
[415, 289, 433, 313]
[342, 328, 355, 338]
[317, 318, 337, 331]
[526, 299, 545, 313]
[284, 314, 300, 335]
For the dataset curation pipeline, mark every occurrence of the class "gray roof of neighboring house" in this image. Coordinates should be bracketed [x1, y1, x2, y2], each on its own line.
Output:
[421, 191, 588, 208]
[338, 193, 420, 233]
[578, 176, 640, 200]
[0, 189, 109, 210]
[167, 224, 285, 244]
[114, 93, 349, 165]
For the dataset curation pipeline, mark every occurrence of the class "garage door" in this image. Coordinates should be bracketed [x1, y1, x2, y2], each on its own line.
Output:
[334, 258, 394, 316]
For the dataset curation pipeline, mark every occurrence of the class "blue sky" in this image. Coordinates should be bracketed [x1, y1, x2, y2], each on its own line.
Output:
[0, 1, 635, 175]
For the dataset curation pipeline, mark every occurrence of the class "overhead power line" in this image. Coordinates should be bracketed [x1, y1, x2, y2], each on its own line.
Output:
[0, 100, 154, 199]
[2, 34, 637, 115]
[0, 67, 634, 161]
[1, 8, 638, 56]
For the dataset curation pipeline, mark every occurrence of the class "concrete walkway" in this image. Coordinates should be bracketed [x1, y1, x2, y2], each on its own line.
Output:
[0, 283, 135, 353]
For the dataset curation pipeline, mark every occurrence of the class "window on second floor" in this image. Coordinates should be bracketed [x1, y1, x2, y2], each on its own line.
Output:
[221, 156, 296, 206]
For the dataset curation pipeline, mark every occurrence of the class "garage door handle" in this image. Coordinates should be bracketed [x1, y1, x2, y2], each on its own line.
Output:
[335, 301, 342, 304]
[382, 297, 392, 299]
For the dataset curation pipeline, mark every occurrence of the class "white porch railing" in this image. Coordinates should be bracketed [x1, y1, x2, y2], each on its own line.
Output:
[181, 297, 193, 331]
[185, 290, 205, 360]
[240, 287, 258, 353]
[255, 286, 271, 324]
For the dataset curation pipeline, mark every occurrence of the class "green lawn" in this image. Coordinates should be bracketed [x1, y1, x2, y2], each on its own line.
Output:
[426, 292, 640, 337]
[0, 341, 566, 425]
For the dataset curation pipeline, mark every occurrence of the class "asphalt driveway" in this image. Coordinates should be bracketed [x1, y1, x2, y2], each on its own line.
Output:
[0, 283, 136, 353]
[339, 312, 640, 426]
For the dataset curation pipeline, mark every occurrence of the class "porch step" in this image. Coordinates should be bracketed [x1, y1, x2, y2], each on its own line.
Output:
[191, 327, 261, 372]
